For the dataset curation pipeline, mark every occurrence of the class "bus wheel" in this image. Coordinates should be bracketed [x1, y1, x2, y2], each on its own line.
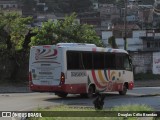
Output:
[119, 84, 127, 95]
[87, 85, 95, 98]
[56, 93, 68, 98]
[80, 93, 87, 98]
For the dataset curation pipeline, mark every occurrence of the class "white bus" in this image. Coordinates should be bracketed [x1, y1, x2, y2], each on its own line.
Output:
[29, 43, 134, 98]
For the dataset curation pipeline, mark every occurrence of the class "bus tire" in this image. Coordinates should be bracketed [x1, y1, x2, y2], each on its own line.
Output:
[87, 85, 95, 98]
[119, 84, 127, 95]
[80, 93, 87, 98]
[56, 93, 68, 98]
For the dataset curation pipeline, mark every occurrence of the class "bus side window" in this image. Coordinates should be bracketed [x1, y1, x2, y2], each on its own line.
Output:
[93, 52, 104, 69]
[116, 54, 124, 69]
[82, 52, 92, 70]
[105, 53, 116, 69]
[67, 51, 83, 70]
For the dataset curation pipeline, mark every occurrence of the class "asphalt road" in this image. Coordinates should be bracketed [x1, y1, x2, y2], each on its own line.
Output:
[0, 87, 159, 111]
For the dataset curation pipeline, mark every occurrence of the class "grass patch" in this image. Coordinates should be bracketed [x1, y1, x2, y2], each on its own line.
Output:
[134, 73, 160, 80]
[110, 104, 153, 111]
[28, 104, 158, 120]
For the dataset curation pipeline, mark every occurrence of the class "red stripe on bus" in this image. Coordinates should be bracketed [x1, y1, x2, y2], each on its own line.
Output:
[30, 84, 86, 94]
[92, 48, 96, 52]
[108, 69, 110, 80]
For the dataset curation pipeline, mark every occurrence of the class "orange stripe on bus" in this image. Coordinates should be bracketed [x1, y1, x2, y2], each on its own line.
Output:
[111, 71, 116, 79]
[98, 70, 107, 83]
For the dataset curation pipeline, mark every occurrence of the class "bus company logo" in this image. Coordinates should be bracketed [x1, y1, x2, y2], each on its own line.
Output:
[71, 72, 87, 77]
[2, 112, 12, 117]
[35, 49, 58, 60]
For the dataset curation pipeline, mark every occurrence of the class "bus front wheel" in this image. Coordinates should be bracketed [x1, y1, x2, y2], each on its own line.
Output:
[119, 84, 127, 95]
[80, 85, 95, 98]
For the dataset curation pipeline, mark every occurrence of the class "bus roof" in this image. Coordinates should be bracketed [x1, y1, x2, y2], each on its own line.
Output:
[57, 43, 97, 47]
[57, 43, 128, 54]
[31, 43, 128, 54]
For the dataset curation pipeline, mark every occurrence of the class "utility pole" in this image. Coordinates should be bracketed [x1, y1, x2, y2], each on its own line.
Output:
[124, 0, 127, 50]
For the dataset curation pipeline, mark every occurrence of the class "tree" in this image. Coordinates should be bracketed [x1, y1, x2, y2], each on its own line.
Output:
[0, 12, 33, 51]
[108, 36, 118, 48]
[0, 12, 33, 81]
[30, 13, 103, 47]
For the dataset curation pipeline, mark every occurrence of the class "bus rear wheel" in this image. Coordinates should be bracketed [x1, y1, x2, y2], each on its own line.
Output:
[119, 84, 127, 95]
[56, 92, 68, 98]
[87, 85, 95, 98]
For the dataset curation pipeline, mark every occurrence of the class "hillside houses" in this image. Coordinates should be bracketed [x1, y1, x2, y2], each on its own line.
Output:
[0, 0, 18, 9]
[1, 0, 160, 74]
[0, 1, 157, 29]
[102, 29, 160, 51]
[0, 0, 160, 52]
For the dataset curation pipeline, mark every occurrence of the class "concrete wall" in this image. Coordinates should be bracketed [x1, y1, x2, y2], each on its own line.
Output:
[130, 52, 153, 74]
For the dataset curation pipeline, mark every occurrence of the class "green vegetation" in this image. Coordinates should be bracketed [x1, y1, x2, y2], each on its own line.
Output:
[110, 104, 153, 111]
[0, 12, 102, 51]
[0, 12, 33, 82]
[0, 12, 32, 51]
[30, 13, 103, 47]
[28, 104, 156, 120]
[108, 36, 118, 48]
[0, 11, 102, 82]
[134, 73, 160, 80]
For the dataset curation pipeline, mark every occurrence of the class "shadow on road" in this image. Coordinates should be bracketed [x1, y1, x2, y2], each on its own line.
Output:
[43, 93, 137, 107]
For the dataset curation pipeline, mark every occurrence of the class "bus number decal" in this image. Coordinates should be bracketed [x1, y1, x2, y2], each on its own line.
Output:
[71, 72, 87, 77]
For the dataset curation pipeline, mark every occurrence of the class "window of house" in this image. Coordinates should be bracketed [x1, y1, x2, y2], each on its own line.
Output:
[147, 42, 150, 48]
[6, 5, 9, 8]
[0, 5, 3, 9]
[155, 42, 158, 47]
[151, 42, 154, 48]
[12, 5, 16, 8]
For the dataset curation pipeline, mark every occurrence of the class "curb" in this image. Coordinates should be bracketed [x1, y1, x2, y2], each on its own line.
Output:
[0, 86, 29, 93]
